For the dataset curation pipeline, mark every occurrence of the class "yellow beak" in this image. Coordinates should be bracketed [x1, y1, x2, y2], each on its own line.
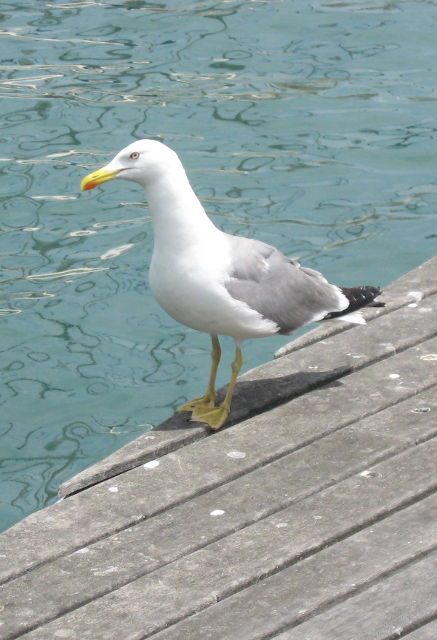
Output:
[80, 167, 119, 191]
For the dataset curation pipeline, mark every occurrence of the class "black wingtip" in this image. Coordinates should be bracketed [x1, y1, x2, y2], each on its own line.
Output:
[326, 285, 384, 319]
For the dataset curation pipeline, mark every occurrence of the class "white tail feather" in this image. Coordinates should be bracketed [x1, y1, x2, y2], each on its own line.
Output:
[331, 310, 366, 325]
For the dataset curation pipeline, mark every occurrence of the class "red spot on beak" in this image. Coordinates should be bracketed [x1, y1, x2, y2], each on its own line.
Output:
[83, 181, 98, 191]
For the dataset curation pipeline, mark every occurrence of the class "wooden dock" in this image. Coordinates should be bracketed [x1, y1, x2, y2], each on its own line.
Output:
[1, 256, 436, 640]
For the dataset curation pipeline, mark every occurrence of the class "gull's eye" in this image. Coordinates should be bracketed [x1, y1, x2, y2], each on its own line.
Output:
[130, 151, 140, 160]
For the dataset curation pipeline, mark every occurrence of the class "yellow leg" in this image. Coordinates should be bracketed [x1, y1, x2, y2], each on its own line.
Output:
[177, 335, 221, 413]
[192, 346, 243, 431]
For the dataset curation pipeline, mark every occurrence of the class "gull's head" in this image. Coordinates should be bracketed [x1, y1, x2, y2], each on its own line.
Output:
[80, 139, 179, 191]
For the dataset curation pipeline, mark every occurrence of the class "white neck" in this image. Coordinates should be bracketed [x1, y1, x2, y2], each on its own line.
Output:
[144, 161, 219, 251]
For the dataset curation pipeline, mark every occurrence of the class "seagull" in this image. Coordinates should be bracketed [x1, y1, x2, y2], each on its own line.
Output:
[81, 139, 382, 430]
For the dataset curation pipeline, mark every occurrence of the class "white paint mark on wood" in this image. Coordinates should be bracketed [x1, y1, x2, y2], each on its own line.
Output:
[359, 469, 377, 478]
[92, 565, 119, 576]
[227, 451, 246, 459]
[143, 460, 160, 469]
[408, 290, 423, 302]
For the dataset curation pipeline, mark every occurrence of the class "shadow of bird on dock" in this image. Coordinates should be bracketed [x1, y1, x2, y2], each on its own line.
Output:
[156, 366, 348, 432]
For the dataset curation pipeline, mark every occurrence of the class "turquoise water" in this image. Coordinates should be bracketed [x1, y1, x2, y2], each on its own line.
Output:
[1, 0, 436, 532]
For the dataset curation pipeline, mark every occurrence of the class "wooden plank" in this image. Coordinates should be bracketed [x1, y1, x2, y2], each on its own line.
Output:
[273, 554, 437, 640]
[17, 493, 437, 639]
[2, 434, 436, 639]
[58, 285, 437, 497]
[1, 335, 437, 585]
[151, 502, 437, 640]
[397, 620, 437, 640]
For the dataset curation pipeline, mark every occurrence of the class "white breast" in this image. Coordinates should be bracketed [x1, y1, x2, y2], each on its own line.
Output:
[149, 232, 278, 341]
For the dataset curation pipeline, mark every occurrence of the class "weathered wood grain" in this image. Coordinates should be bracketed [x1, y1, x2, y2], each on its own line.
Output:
[2, 433, 435, 638]
[19, 493, 437, 639]
[392, 619, 437, 640]
[273, 553, 437, 640]
[1, 334, 436, 585]
[151, 502, 437, 640]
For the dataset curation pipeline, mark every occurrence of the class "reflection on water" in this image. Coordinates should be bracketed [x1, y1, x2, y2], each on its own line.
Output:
[1, 0, 436, 531]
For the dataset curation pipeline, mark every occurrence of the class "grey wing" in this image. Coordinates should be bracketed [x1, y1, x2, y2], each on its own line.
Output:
[224, 234, 347, 335]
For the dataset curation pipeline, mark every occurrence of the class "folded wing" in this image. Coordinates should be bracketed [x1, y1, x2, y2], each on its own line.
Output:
[224, 235, 349, 335]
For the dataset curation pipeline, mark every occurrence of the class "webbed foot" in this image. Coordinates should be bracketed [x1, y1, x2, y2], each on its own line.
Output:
[191, 404, 230, 431]
[177, 394, 215, 414]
